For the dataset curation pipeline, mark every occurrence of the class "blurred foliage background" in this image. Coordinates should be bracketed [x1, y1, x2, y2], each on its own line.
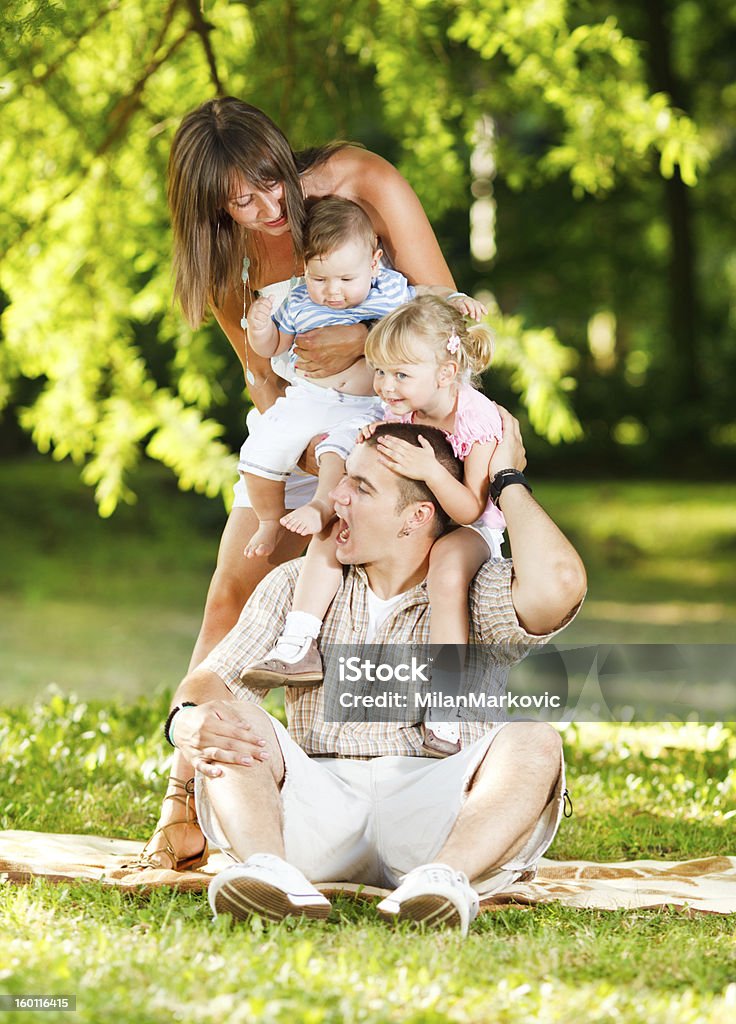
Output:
[1, 0, 734, 518]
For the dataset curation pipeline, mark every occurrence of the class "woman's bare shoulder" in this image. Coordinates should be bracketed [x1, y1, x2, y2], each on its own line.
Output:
[322, 146, 406, 196]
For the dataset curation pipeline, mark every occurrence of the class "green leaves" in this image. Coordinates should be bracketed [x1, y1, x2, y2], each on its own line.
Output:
[0, 1, 709, 512]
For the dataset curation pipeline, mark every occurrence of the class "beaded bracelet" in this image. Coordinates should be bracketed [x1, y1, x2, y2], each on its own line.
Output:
[164, 702, 198, 748]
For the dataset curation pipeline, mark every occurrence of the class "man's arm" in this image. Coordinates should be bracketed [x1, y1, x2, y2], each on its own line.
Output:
[168, 563, 303, 774]
[492, 408, 587, 635]
[167, 669, 271, 778]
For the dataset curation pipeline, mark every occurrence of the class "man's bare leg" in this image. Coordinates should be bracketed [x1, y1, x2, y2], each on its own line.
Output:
[140, 675, 278, 870]
[436, 722, 563, 881]
[198, 703, 286, 861]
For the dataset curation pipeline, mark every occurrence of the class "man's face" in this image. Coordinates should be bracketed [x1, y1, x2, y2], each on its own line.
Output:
[330, 443, 407, 566]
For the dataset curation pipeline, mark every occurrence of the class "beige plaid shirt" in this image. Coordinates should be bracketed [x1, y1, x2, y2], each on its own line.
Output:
[202, 558, 574, 759]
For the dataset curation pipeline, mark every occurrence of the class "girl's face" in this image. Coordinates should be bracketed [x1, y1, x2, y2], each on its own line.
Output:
[372, 340, 453, 415]
[226, 178, 289, 235]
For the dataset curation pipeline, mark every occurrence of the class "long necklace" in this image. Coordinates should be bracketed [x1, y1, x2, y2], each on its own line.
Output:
[241, 254, 300, 388]
[240, 256, 255, 387]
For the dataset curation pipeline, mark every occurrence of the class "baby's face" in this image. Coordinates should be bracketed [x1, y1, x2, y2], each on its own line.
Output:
[304, 238, 380, 310]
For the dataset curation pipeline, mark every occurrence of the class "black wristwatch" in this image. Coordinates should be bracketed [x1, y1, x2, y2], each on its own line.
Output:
[490, 468, 532, 507]
[164, 702, 198, 748]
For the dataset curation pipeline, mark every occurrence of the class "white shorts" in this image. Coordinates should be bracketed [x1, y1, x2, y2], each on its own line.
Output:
[196, 712, 566, 894]
[466, 524, 505, 559]
[238, 381, 381, 482]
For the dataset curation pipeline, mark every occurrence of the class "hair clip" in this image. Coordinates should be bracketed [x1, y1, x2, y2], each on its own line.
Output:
[446, 331, 461, 354]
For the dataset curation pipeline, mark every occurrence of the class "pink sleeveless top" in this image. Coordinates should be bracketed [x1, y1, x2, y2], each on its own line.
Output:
[385, 382, 505, 529]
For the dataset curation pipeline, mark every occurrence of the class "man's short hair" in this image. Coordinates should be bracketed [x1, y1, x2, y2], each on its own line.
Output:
[303, 196, 378, 262]
[364, 423, 462, 537]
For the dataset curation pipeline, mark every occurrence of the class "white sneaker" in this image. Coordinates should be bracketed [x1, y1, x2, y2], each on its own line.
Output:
[377, 863, 480, 937]
[209, 853, 331, 923]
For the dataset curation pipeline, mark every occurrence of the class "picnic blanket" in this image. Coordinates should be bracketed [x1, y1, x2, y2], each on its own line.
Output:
[1, 830, 734, 915]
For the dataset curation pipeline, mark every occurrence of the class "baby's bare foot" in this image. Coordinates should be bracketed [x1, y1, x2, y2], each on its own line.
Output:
[280, 501, 335, 536]
[244, 520, 284, 558]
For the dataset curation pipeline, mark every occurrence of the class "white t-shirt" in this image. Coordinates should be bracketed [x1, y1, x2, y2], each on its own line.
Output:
[365, 586, 408, 644]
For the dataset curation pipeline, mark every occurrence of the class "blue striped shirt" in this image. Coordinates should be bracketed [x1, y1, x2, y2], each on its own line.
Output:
[272, 267, 415, 336]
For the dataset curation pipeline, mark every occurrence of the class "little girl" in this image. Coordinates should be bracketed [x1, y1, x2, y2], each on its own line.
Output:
[242, 295, 505, 756]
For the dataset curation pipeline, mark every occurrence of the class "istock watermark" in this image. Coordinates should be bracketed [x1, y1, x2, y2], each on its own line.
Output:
[320, 644, 736, 724]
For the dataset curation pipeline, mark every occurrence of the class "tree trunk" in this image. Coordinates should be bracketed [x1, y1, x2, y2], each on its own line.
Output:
[645, 0, 702, 448]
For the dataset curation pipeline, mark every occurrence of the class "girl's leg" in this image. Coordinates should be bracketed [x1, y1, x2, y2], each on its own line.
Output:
[424, 528, 491, 756]
[242, 473, 289, 558]
[427, 528, 490, 645]
[240, 523, 343, 682]
[291, 521, 344, 618]
[189, 507, 307, 670]
[280, 452, 344, 536]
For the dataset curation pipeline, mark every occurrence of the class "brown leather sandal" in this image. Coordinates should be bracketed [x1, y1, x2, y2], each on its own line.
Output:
[126, 776, 209, 872]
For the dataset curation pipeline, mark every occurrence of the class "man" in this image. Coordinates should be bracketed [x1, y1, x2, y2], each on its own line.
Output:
[166, 410, 586, 936]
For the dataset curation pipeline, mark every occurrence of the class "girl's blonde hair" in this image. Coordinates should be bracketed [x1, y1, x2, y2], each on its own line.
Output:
[365, 295, 494, 379]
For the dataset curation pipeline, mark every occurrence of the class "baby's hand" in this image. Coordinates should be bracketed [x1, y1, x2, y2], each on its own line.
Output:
[449, 293, 487, 322]
[357, 421, 383, 443]
[246, 295, 274, 331]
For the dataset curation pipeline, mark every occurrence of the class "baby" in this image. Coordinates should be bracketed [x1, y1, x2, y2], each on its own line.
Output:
[240, 196, 483, 558]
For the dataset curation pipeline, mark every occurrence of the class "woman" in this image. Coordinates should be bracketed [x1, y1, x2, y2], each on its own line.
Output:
[143, 97, 456, 871]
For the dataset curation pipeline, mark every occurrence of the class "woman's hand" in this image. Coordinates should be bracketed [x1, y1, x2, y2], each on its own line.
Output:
[293, 323, 368, 377]
[171, 700, 271, 778]
[296, 435, 327, 476]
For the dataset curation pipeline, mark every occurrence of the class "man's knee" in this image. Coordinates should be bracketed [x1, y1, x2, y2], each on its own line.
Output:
[477, 722, 562, 782]
[203, 703, 285, 788]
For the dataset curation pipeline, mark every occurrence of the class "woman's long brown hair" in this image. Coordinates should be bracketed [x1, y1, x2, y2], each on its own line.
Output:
[168, 97, 346, 326]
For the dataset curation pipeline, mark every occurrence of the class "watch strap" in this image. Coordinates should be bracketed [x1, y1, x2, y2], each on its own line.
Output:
[490, 469, 532, 507]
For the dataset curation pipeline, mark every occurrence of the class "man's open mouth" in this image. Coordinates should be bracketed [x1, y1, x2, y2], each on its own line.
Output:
[335, 514, 350, 545]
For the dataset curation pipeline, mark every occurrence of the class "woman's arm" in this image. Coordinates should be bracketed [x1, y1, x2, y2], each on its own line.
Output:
[295, 148, 457, 378]
[334, 148, 456, 287]
[210, 288, 286, 414]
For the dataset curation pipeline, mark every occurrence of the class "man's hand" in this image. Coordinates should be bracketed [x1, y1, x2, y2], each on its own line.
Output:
[375, 433, 441, 484]
[171, 700, 271, 778]
[293, 323, 368, 378]
[489, 406, 527, 478]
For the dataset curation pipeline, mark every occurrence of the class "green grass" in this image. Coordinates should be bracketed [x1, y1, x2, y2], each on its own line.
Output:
[1, 695, 734, 1023]
[1, 459, 735, 702]
[0, 457, 225, 701]
[1, 461, 735, 1022]
[537, 480, 736, 644]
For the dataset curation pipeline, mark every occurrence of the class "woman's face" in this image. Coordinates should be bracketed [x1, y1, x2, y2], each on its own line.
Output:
[226, 179, 289, 235]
